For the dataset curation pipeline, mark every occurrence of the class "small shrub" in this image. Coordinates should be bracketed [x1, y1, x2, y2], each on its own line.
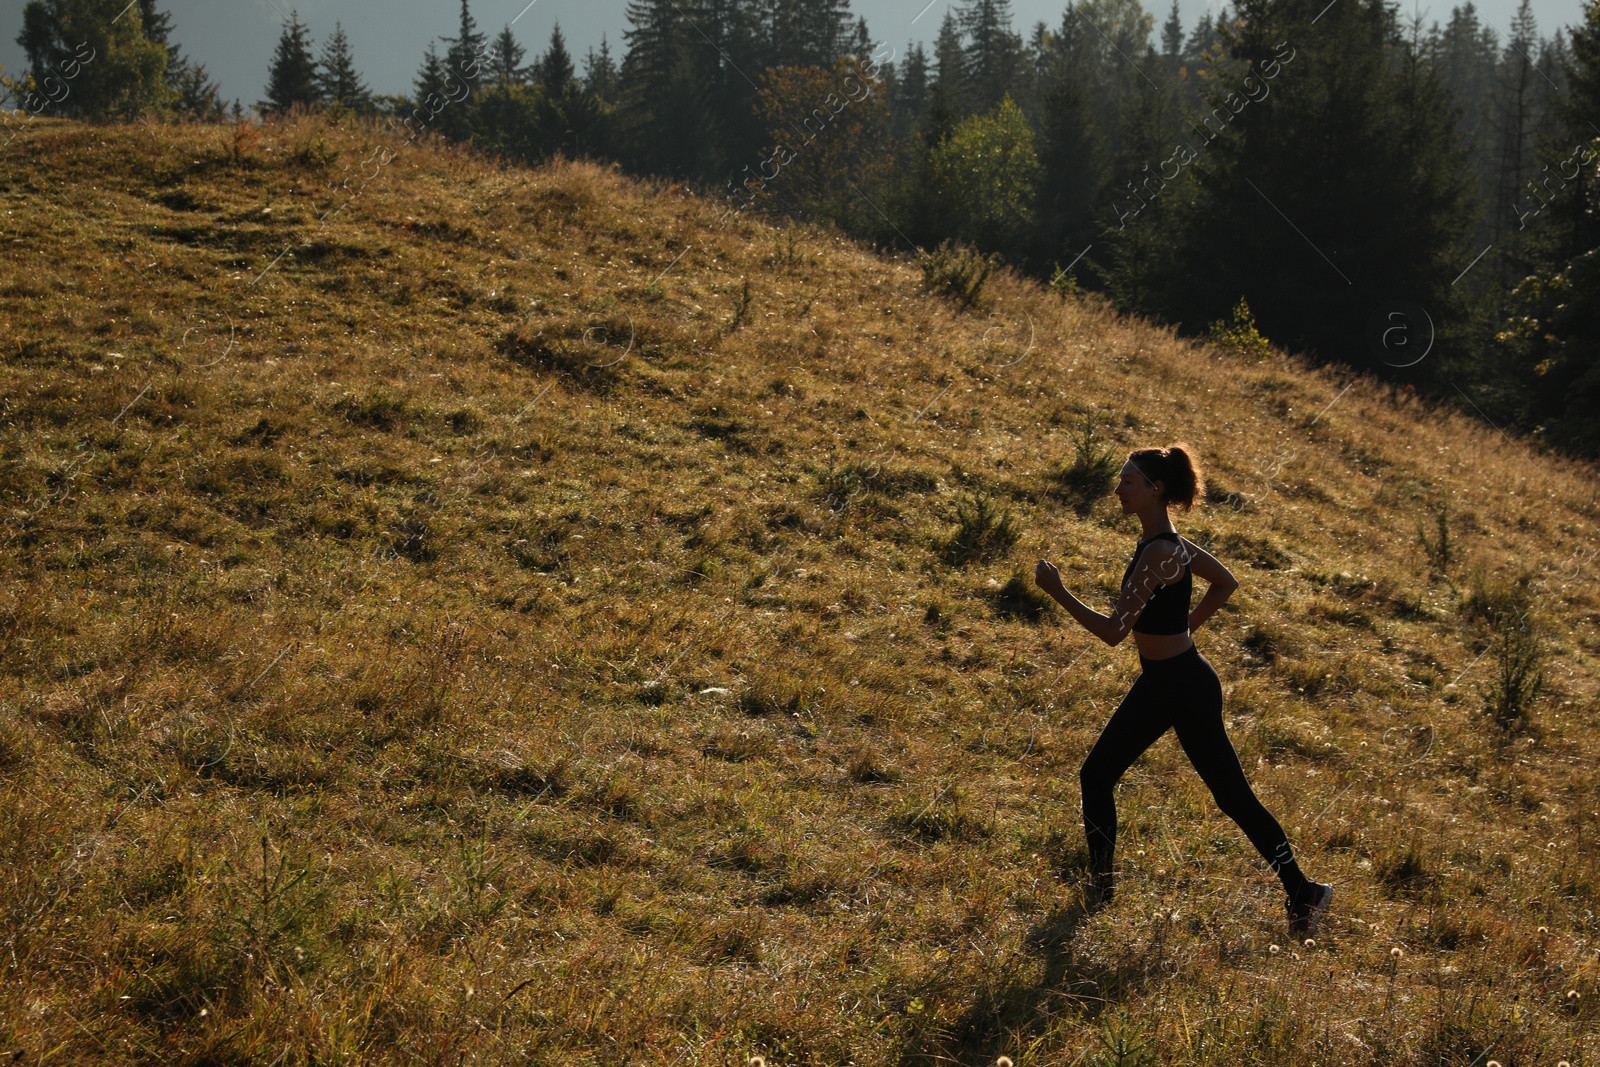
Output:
[920, 239, 996, 310]
[1090, 1011, 1157, 1067]
[1417, 497, 1452, 573]
[1208, 296, 1273, 361]
[1050, 415, 1119, 506]
[224, 119, 262, 164]
[1048, 262, 1083, 300]
[726, 278, 753, 332]
[1462, 569, 1545, 734]
[941, 491, 1019, 566]
[215, 834, 327, 987]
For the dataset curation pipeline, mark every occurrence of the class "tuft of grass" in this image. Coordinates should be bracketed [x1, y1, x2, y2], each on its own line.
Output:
[991, 570, 1054, 623]
[890, 782, 976, 842]
[845, 743, 898, 784]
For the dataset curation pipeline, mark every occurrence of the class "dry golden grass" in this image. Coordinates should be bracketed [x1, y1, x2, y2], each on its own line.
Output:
[2, 113, 1598, 1066]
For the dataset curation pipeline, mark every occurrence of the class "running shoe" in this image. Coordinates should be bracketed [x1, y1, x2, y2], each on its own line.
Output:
[1287, 881, 1333, 938]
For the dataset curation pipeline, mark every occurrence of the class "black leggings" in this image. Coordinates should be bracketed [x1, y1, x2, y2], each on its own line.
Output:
[1080, 644, 1307, 897]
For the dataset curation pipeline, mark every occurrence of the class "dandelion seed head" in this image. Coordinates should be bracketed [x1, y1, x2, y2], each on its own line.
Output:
[1303, 938, 1316, 949]
[1391, 946, 1403, 958]
[1269, 944, 1280, 955]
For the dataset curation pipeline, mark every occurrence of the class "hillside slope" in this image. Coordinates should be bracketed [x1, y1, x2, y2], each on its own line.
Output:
[2, 115, 1599, 1066]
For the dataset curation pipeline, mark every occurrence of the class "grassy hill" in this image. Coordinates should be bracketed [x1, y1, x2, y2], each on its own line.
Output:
[2, 114, 1598, 1066]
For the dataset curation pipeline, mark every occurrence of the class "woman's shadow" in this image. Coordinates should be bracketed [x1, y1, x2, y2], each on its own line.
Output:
[902, 854, 1151, 1066]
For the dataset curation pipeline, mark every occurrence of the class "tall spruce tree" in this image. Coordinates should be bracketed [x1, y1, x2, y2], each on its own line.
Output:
[891, 41, 930, 141]
[410, 44, 448, 131]
[489, 25, 527, 85]
[614, 0, 758, 178]
[959, 0, 1023, 113]
[316, 22, 372, 111]
[1161, 0, 1184, 60]
[1430, 3, 1502, 256]
[1492, 0, 1542, 289]
[933, 9, 967, 112]
[537, 24, 575, 97]
[618, 0, 726, 176]
[432, 0, 486, 138]
[1150, 0, 1475, 379]
[262, 11, 319, 115]
[1032, 59, 1109, 274]
[444, 0, 488, 92]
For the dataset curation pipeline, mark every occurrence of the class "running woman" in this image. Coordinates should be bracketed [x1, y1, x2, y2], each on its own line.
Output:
[1033, 443, 1333, 938]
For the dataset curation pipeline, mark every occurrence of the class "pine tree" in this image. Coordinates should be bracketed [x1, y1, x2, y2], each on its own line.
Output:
[583, 35, 619, 100]
[444, 0, 488, 94]
[959, 0, 1023, 113]
[537, 24, 575, 97]
[409, 44, 448, 132]
[1183, 9, 1218, 68]
[1033, 60, 1107, 272]
[619, 0, 719, 176]
[1431, 3, 1502, 254]
[262, 11, 319, 115]
[850, 15, 873, 60]
[1492, 0, 1541, 289]
[891, 41, 930, 141]
[316, 22, 371, 111]
[489, 25, 527, 85]
[933, 9, 967, 112]
[801, 0, 853, 65]
[17, 0, 172, 118]
[1161, 0, 1184, 60]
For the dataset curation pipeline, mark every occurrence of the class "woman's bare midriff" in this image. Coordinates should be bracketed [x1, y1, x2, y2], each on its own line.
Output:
[1134, 630, 1195, 659]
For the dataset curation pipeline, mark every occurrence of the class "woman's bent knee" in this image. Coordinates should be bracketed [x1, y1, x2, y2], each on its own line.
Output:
[1080, 759, 1114, 796]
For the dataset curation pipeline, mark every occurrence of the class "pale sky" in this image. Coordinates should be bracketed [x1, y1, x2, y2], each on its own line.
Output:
[0, 0, 1586, 112]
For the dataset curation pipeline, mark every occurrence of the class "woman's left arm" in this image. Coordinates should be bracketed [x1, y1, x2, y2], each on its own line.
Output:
[1181, 536, 1238, 632]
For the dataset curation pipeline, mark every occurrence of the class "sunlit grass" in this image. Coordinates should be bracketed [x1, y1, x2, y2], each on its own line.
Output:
[1, 113, 1597, 1065]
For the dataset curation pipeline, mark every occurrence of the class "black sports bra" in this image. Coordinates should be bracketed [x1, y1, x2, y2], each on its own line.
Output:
[1120, 531, 1192, 634]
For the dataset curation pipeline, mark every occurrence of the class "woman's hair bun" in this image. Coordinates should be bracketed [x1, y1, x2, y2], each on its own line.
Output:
[1129, 442, 1205, 511]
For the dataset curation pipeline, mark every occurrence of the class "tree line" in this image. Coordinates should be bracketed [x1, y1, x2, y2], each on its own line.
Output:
[8, 0, 1599, 457]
